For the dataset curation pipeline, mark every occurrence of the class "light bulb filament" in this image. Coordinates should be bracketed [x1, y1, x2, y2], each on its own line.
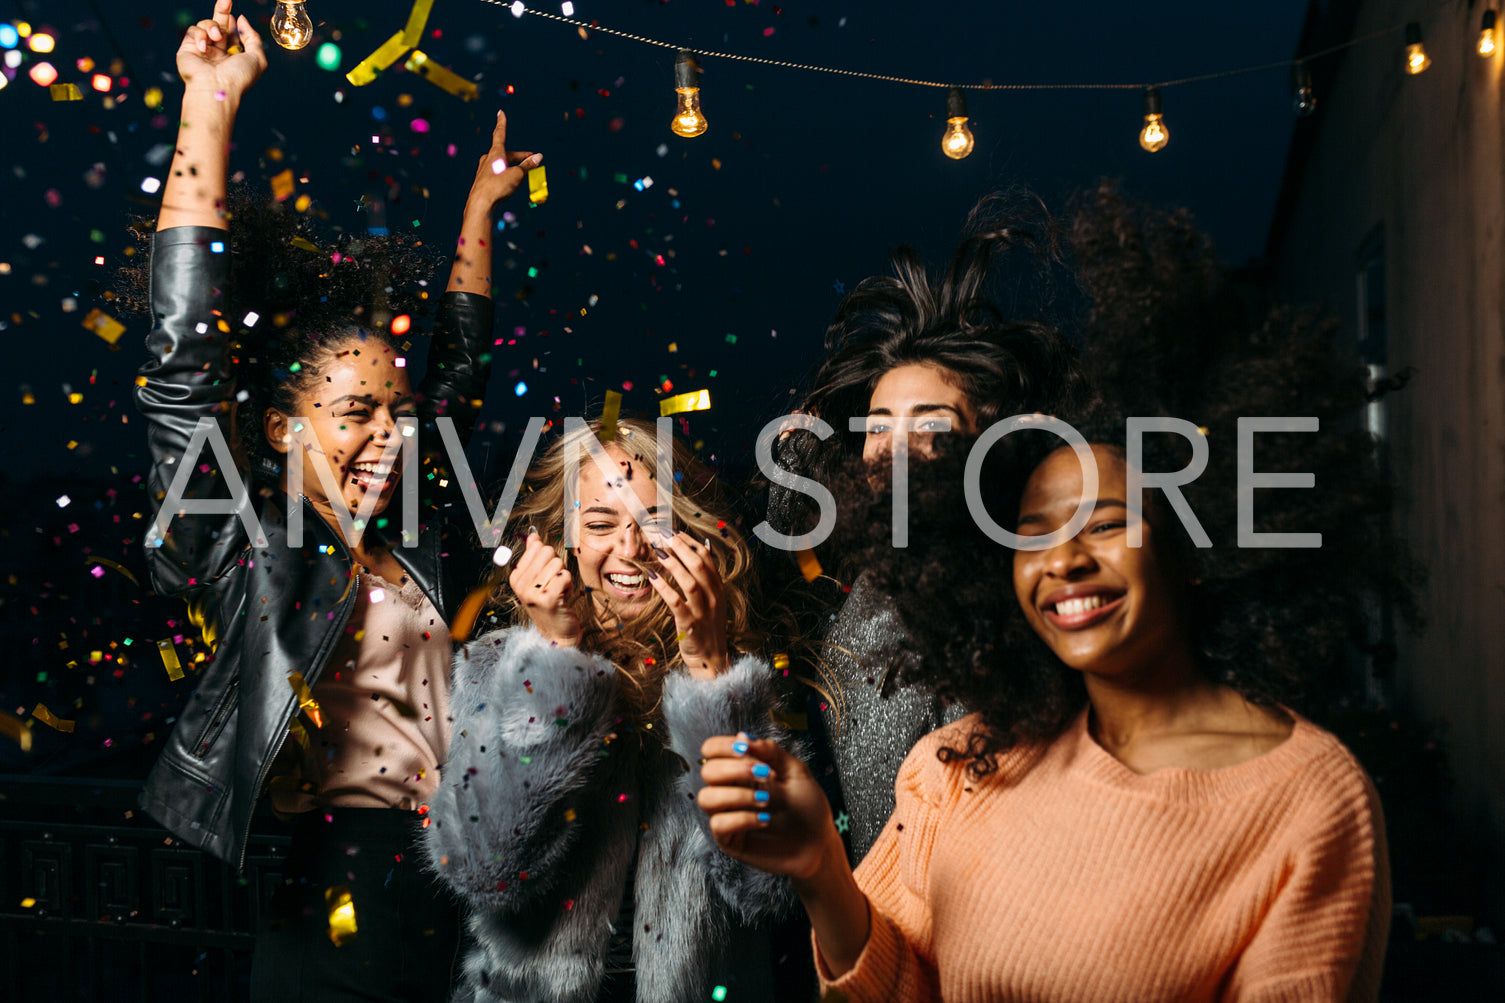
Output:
[1139, 114, 1168, 152]
[272, 0, 314, 51]
[672, 88, 708, 138]
[942, 118, 975, 160]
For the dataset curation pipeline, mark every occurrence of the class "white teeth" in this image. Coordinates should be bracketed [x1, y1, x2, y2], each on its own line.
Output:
[350, 461, 395, 477]
[1054, 595, 1106, 616]
[606, 572, 646, 588]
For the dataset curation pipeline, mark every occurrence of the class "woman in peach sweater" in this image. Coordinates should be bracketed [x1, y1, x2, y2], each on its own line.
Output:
[695, 190, 1413, 1001]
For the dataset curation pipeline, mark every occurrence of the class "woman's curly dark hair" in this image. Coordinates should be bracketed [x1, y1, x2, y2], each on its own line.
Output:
[829, 182, 1422, 779]
[117, 185, 440, 476]
[767, 191, 1085, 544]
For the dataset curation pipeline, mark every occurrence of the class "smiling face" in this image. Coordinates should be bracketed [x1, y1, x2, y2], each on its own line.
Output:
[266, 340, 415, 520]
[573, 444, 671, 626]
[861, 363, 978, 465]
[1012, 445, 1193, 683]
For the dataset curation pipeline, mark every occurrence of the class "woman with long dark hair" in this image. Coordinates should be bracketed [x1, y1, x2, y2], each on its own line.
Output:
[768, 196, 1079, 862]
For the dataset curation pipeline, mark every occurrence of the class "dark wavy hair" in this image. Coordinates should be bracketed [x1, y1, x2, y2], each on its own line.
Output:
[767, 191, 1085, 543]
[828, 182, 1422, 778]
[117, 186, 438, 476]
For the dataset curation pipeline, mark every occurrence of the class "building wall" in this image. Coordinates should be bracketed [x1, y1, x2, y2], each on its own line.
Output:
[1272, 0, 1505, 899]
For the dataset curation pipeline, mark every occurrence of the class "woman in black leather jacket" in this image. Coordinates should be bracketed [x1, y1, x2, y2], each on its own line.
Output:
[134, 3, 539, 997]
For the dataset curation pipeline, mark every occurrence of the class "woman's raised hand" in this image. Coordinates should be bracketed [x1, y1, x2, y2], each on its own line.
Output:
[177, 1, 266, 98]
[697, 734, 841, 880]
[647, 534, 730, 678]
[509, 532, 582, 646]
[464, 111, 543, 217]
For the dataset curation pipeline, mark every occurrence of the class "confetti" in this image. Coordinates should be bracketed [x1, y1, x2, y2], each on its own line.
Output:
[598, 389, 622, 441]
[527, 164, 549, 203]
[492, 545, 514, 567]
[49, 82, 83, 101]
[404, 50, 478, 101]
[659, 389, 711, 416]
[1, 709, 33, 752]
[86, 557, 140, 586]
[345, 31, 410, 87]
[158, 639, 185, 682]
[288, 672, 324, 728]
[271, 169, 296, 202]
[82, 307, 126, 345]
[32, 703, 75, 733]
[315, 42, 342, 71]
[449, 584, 493, 641]
[289, 236, 321, 252]
[796, 549, 823, 582]
[402, 0, 438, 46]
[326, 885, 359, 945]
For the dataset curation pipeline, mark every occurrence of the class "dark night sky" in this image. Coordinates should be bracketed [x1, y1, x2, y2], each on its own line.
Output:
[1, 0, 1312, 483]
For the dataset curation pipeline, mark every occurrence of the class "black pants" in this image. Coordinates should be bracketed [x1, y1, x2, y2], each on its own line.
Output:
[250, 808, 462, 1003]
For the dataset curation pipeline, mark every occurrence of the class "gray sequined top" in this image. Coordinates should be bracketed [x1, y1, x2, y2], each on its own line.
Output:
[815, 573, 965, 864]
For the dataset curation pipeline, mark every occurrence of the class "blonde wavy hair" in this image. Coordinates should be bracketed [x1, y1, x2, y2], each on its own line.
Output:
[488, 417, 764, 717]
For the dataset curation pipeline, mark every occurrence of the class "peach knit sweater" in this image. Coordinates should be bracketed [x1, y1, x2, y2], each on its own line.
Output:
[820, 709, 1389, 1002]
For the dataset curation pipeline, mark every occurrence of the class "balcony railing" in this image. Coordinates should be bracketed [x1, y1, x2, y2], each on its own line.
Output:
[0, 775, 288, 1002]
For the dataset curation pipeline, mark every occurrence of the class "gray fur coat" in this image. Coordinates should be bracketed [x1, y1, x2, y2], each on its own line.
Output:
[422, 626, 797, 1003]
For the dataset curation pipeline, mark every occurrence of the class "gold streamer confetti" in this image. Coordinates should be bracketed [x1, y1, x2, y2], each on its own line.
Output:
[50, 82, 83, 101]
[157, 639, 184, 682]
[82, 308, 126, 345]
[404, 50, 478, 100]
[325, 885, 358, 945]
[796, 549, 823, 582]
[527, 164, 549, 203]
[1, 709, 33, 752]
[346, 31, 410, 87]
[32, 703, 75, 733]
[659, 389, 711, 417]
[289, 236, 322, 253]
[598, 390, 622, 442]
[288, 672, 324, 729]
[86, 557, 139, 587]
[449, 584, 492, 642]
[402, 0, 437, 46]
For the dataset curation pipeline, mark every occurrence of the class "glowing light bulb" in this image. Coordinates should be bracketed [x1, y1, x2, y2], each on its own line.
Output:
[272, 0, 314, 51]
[670, 50, 708, 138]
[941, 87, 975, 160]
[1403, 22, 1430, 75]
[1291, 61, 1316, 117]
[1478, 10, 1498, 57]
[1138, 86, 1169, 153]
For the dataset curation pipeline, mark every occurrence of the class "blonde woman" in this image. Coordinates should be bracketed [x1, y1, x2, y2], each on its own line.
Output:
[422, 418, 805, 1003]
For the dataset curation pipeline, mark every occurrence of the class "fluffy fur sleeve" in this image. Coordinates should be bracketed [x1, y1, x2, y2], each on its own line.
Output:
[660, 654, 800, 924]
[422, 625, 620, 914]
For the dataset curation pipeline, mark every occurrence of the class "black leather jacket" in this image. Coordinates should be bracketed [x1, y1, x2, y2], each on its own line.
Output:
[135, 226, 494, 870]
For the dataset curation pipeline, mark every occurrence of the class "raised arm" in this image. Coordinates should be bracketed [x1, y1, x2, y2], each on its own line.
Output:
[136, 1, 266, 593]
[157, 0, 266, 231]
[418, 114, 541, 456]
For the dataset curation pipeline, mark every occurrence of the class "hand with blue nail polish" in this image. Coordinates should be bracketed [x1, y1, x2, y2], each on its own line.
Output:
[692, 733, 845, 885]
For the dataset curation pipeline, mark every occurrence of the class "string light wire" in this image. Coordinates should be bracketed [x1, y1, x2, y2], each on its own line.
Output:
[474, 0, 1455, 93]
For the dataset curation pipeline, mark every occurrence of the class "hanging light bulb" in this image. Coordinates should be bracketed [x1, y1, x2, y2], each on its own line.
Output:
[1291, 60, 1317, 117]
[271, 0, 314, 51]
[940, 87, 976, 160]
[1479, 10, 1498, 57]
[1138, 86, 1169, 152]
[1403, 22, 1431, 75]
[670, 50, 708, 138]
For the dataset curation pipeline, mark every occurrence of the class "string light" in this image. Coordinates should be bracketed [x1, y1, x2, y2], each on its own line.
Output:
[670, 50, 708, 138]
[1478, 10, 1498, 58]
[941, 87, 975, 160]
[1138, 86, 1168, 152]
[1291, 60, 1316, 117]
[1403, 22, 1430, 75]
[272, 0, 314, 51]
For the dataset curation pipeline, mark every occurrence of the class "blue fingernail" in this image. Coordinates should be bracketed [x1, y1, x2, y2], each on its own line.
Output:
[754, 789, 770, 803]
[732, 741, 749, 755]
[757, 812, 771, 823]
[751, 763, 771, 779]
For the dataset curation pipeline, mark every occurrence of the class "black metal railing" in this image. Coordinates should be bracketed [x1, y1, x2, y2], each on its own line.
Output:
[1, 775, 288, 1002]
